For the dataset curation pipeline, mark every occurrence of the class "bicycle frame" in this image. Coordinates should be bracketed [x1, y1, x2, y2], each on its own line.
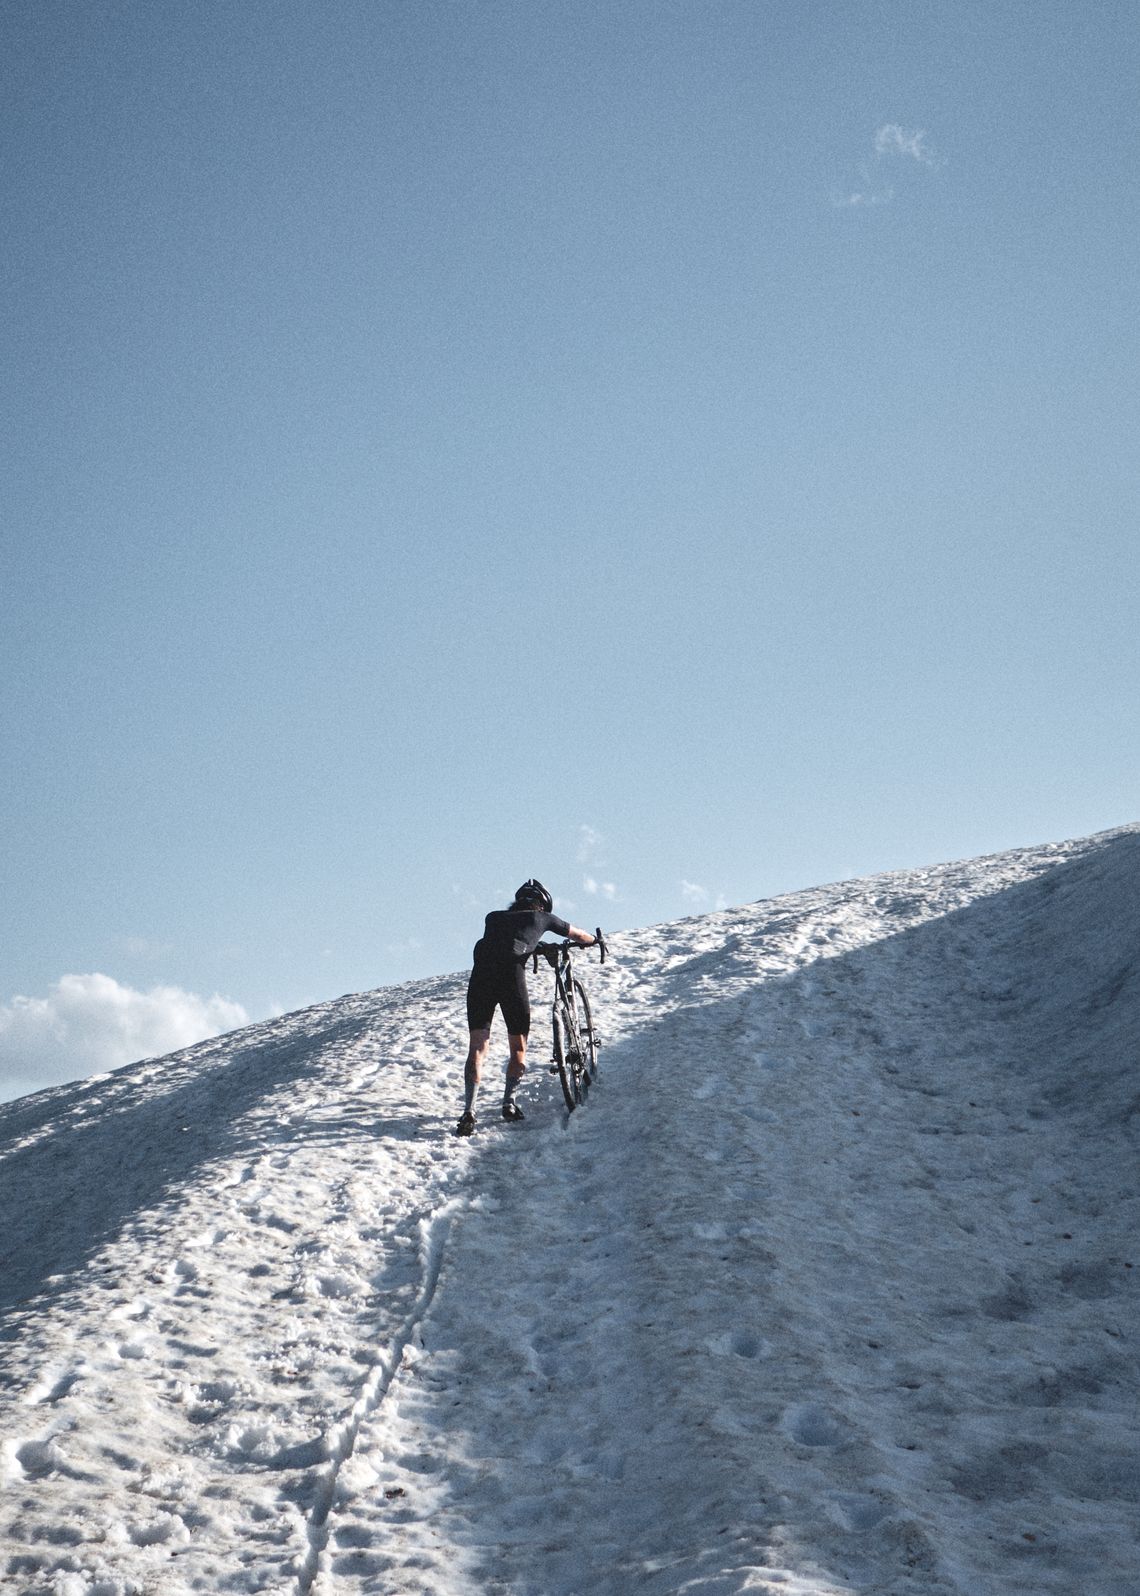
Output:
[532, 929, 606, 1112]
[548, 942, 577, 1022]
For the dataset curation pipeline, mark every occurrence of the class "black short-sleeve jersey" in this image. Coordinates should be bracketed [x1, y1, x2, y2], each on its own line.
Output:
[473, 908, 571, 966]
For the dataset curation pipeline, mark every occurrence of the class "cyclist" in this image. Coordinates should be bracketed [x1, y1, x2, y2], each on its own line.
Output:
[455, 879, 597, 1135]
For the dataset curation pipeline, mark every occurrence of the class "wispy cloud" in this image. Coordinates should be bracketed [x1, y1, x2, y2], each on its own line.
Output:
[0, 974, 249, 1102]
[833, 173, 895, 209]
[681, 881, 734, 911]
[577, 825, 603, 865]
[833, 123, 944, 208]
[874, 123, 943, 167]
[577, 824, 618, 903]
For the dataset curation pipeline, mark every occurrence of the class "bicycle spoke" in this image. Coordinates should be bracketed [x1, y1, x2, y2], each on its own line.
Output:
[573, 979, 598, 1085]
[553, 1001, 581, 1112]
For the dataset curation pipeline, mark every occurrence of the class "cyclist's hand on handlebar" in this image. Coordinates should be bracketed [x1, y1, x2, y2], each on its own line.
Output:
[573, 926, 607, 961]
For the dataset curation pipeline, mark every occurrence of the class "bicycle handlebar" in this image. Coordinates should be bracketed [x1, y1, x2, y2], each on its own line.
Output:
[532, 928, 608, 973]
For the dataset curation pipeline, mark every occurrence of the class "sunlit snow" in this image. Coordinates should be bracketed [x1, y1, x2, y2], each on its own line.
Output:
[1, 826, 1137, 1595]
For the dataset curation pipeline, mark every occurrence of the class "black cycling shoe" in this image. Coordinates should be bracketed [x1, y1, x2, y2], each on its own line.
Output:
[501, 1101, 525, 1123]
[455, 1111, 476, 1137]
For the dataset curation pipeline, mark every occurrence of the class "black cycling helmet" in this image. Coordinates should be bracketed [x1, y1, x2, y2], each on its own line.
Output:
[514, 878, 553, 913]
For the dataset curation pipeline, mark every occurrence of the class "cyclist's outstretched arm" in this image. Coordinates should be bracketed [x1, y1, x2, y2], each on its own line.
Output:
[566, 924, 597, 946]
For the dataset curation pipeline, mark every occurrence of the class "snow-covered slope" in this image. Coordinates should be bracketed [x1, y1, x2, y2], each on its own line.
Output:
[2, 827, 1138, 1596]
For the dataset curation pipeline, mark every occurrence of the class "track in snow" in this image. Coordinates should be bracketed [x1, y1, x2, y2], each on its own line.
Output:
[296, 1197, 467, 1595]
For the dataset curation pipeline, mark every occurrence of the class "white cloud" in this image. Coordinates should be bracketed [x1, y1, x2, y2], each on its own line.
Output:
[577, 825, 603, 865]
[834, 124, 944, 207]
[832, 175, 895, 209]
[0, 974, 249, 1103]
[681, 880, 709, 903]
[578, 827, 616, 901]
[874, 124, 942, 167]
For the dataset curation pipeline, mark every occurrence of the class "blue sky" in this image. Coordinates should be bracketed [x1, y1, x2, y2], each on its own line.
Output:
[3, 1, 1137, 1096]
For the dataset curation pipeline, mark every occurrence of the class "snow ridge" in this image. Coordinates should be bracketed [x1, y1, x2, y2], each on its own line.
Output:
[1, 823, 1138, 1596]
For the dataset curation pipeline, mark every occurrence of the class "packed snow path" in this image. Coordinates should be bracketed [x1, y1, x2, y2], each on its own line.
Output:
[2, 827, 1138, 1595]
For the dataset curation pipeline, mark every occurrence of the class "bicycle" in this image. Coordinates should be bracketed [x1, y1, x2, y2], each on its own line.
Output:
[532, 928, 607, 1113]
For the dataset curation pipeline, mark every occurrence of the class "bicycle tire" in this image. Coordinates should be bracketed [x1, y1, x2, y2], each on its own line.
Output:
[573, 979, 598, 1086]
[553, 1000, 582, 1112]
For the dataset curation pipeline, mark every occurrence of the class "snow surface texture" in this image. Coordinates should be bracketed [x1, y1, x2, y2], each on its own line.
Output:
[2, 826, 1138, 1596]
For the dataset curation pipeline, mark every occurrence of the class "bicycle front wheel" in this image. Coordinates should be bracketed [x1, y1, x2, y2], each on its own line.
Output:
[573, 979, 598, 1087]
[553, 1001, 582, 1112]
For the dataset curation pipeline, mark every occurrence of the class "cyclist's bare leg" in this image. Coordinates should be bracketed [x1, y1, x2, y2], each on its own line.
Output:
[502, 1032, 527, 1118]
[463, 1027, 492, 1116]
[506, 1032, 527, 1085]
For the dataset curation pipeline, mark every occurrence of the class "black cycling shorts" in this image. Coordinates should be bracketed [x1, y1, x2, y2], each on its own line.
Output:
[466, 959, 531, 1036]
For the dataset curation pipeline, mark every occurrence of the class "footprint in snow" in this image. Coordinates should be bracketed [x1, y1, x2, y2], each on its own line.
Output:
[193, 1378, 238, 1406]
[313, 1271, 361, 1300]
[783, 1402, 848, 1447]
[187, 1227, 228, 1249]
[13, 1438, 76, 1479]
[128, 1512, 190, 1546]
[25, 1368, 83, 1405]
[705, 1328, 769, 1360]
[827, 1492, 890, 1531]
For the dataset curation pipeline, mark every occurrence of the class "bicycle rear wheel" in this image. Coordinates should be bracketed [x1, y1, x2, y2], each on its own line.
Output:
[573, 979, 597, 1087]
[553, 1000, 582, 1112]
